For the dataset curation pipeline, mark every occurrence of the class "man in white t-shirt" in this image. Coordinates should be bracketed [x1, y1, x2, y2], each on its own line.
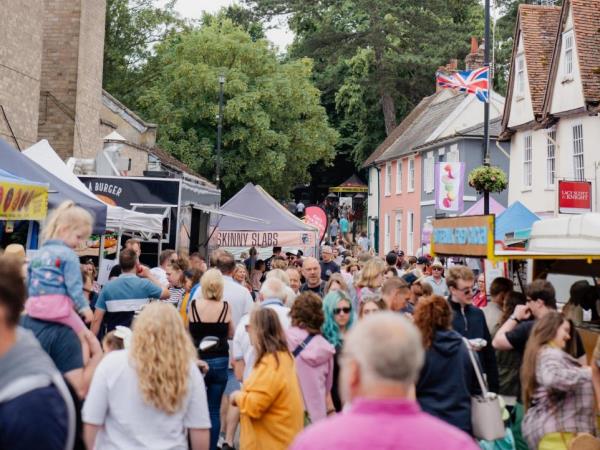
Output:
[296, 200, 306, 217]
[150, 249, 177, 288]
[233, 277, 291, 381]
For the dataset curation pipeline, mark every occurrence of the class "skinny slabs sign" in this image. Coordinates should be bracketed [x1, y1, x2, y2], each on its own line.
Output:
[558, 180, 592, 214]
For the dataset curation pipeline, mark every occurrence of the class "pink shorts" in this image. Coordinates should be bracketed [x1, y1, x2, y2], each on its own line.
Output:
[25, 295, 87, 334]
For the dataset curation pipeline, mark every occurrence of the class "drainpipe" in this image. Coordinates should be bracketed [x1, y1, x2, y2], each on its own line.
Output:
[545, 130, 560, 216]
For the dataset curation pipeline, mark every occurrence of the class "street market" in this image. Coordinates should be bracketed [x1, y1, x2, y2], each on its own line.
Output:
[2, 1, 600, 450]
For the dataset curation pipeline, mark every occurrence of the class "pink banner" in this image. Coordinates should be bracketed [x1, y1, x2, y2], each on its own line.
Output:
[303, 206, 328, 243]
[435, 162, 465, 212]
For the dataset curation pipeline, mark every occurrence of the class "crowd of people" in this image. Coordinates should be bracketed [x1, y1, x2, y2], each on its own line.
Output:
[1, 200, 600, 450]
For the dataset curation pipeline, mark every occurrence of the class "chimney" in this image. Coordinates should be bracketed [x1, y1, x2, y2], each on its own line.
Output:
[465, 37, 484, 70]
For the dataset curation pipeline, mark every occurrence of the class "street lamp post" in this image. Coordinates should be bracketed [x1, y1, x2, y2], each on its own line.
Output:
[483, 0, 491, 215]
[216, 74, 225, 187]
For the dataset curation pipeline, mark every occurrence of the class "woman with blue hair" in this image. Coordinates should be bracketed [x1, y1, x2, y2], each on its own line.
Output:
[322, 290, 355, 412]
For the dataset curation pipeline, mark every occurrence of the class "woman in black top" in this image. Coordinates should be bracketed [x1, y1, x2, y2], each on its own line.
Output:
[188, 269, 233, 450]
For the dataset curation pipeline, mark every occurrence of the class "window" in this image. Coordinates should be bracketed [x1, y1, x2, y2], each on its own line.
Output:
[446, 145, 459, 162]
[516, 54, 525, 96]
[395, 160, 402, 194]
[546, 129, 556, 187]
[572, 124, 584, 181]
[406, 211, 414, 255]
[384, 162, 392, 196]
[523, 134, 532, 188]
[424, 153, 435, 193]
[394, 212, 402, 248]
[384, 213, 391, 254]
[408, 158, 415, 192]
[563, 31, 574, 76]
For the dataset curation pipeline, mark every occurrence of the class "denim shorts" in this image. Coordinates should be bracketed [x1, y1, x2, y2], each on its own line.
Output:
[224, 368, 240, 395]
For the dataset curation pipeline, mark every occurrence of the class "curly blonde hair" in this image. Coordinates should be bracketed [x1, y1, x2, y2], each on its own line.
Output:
[130, 302, 197, 414]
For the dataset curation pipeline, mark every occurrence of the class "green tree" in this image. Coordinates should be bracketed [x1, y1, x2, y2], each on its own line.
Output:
[103, 0, 183, 106]
[137, 18, 338, 198]
[248, 0, 483, 165]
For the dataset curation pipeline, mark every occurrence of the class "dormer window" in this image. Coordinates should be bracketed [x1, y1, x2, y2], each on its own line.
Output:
[516, 54, 525, 97]
[563, 30, 574, 77]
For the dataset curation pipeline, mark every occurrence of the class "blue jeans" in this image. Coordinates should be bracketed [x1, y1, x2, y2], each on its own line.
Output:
[203, 356, 229, 450]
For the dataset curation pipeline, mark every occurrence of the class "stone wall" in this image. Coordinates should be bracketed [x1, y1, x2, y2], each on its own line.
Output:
[37, 0, 105, 159]
[0, 0, 44, 149]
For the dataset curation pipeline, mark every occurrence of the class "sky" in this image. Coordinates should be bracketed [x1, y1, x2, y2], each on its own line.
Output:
[170, 0, 294, 51]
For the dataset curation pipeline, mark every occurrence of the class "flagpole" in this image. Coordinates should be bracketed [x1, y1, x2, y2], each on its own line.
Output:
[483, 0, 491, 215]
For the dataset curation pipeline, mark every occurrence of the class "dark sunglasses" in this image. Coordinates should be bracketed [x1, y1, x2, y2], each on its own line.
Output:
[334, 307, 351, 315]
[455, 286, 475, 295]
[432, 267, 443, 271]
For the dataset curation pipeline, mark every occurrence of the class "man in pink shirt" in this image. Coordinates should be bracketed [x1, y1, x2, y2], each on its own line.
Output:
[290, 312, 479, 450]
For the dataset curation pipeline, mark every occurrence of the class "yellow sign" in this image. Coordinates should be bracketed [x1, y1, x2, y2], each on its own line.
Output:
[0, 180, 48, 220]
[329, 186, 368, 193]
[431, 215, 495, 259]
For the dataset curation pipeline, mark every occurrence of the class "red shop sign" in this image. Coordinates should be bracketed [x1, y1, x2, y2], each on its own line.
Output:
[558, 180, 592, 214]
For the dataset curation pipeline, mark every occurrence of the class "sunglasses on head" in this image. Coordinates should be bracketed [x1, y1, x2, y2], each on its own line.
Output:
[334, 307, 351, 315]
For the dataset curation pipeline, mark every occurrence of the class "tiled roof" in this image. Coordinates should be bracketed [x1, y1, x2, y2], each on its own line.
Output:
[458, 117, 502, 137]
[375, 92, 467, 163]
[148, 146, 216, 188]
[520, 5, 562, 115]
[570, 0, 600, 104]
[361, 94, 435, 168]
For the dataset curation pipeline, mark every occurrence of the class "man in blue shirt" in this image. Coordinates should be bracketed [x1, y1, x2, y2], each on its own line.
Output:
[91, 249, 168, 338]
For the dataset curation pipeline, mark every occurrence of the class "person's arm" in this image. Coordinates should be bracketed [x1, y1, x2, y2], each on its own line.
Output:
[64, 331, 103, 399]
[83, 424, 101, 450]
[90, 308, 105, 337]
[189, 428, 210, 450]
[63, 255, 91, 313]
[139, 266, 170, 299]
[492, 304, 531, 351]
[232, 356, 279, 419]
[538, 349, 592, 391]
[233, 358, 245, 382]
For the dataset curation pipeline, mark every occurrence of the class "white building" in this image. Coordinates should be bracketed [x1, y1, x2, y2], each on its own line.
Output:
[501, 0, 600, 216]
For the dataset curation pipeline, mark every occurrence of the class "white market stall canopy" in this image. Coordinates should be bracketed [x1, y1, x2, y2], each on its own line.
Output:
[527, 213, 600, 255]
[24, 140, 163, 235]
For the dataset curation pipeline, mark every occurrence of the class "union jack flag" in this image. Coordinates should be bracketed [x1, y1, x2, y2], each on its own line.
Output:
[436, 66, 490, 102]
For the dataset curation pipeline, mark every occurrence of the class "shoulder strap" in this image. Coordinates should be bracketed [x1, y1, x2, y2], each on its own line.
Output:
[293, 334, 316, 358]
[462, 338, 488, 396]
[190, 300, 201, 323]
[217, 301, 229, 323]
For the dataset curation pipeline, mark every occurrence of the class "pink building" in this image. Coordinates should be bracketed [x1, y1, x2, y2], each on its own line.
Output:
[378, 156, 422, 255]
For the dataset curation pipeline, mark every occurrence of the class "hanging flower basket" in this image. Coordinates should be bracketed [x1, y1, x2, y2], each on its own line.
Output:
[468, 166, 508, 193]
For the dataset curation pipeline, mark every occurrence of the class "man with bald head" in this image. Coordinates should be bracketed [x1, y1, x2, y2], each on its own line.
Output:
[290, 313, 478, 450]
[300, 257, 326, 297]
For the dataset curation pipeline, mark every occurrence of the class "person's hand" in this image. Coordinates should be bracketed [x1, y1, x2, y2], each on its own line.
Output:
[230, 390, 241, 407]
[83, 329, 103, 360]
[197, 360, 209, 374]
[82, 308, 94, 324]
[513, 304, 531, 321]
[137, 264, 151, 278]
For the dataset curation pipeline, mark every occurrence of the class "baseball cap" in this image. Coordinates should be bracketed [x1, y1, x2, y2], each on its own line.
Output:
[416, 256, 429, 265]
[402, 272, 418, 286]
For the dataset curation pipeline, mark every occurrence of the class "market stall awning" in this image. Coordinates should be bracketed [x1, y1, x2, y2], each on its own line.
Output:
[461, 196, 505, 216]
[0, 168, 48, 221]
[494, 201, 539, 241]
[24, 140, 163, 235]
[329, 174, 368, 193]
[0, 138, 107, 234]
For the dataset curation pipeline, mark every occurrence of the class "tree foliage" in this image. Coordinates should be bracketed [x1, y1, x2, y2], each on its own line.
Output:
[247, 0, 483, 165]
[103, 0, 183, 106]
[136, 18, 338, 198]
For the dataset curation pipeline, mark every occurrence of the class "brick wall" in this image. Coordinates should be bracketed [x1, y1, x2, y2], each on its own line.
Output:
[37, 0, 105, 159]
[0, 0, 44, 149]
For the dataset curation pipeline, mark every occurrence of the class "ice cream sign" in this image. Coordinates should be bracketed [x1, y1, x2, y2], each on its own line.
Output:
[434, 162, 465, 212]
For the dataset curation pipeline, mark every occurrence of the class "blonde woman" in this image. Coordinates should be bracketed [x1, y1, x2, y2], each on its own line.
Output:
[355, 258, 386, 306]
[188, 269, 233, 450]
[82, 302, 210, 450]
